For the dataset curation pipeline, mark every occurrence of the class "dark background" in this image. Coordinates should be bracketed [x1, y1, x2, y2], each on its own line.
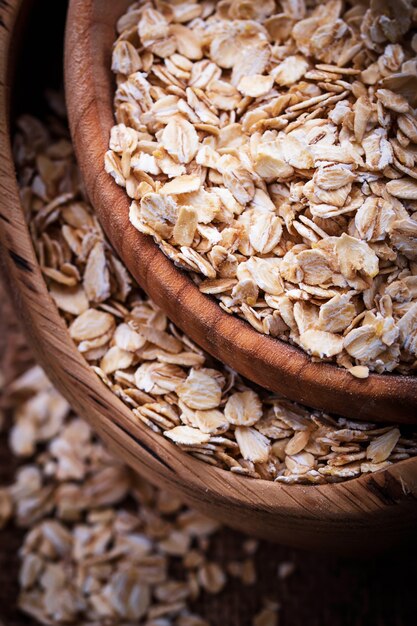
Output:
[1, 1, 417, 624]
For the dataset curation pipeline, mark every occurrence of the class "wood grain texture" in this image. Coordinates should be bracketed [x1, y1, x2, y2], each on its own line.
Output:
[1, 0, 417, 554]
[63, 0, 417, 425]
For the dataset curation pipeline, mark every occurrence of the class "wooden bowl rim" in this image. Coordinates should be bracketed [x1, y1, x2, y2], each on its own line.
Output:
[0, 0, 416, 537]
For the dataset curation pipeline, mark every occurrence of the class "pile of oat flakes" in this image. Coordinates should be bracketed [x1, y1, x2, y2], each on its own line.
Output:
[106, 0, 417, 376]
[0, 365, 282, 625]
[14, 102, 417, 484]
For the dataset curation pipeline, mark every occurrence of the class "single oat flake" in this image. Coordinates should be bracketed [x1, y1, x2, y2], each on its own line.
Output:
[106, 0, 417, 378]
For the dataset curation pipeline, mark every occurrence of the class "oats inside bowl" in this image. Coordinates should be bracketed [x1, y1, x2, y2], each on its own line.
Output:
[106, 0, 417, 377]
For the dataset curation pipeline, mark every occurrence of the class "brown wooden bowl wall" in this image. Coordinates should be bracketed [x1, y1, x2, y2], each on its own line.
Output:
[0, 0, 417, 555]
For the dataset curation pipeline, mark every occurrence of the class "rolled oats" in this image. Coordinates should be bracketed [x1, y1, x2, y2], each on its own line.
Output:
[106, 0, 417, 377]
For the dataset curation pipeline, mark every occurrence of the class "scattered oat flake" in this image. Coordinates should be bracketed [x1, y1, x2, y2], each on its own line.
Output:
[69, 309, 115, 342]
[198, 562, 227, 594]
[366, 428, 401, 463]
[235, 427, 271, 463]
[224, 390, 262, 427]
[237, 75, 274, 98]
[160, 174, 201, 195]
[348, 366, 370, 379]
[164, 425, 210, 446]
[177, 369, 222, 410]
[278, 561, 296, 580]
[253, 604, 279, 626]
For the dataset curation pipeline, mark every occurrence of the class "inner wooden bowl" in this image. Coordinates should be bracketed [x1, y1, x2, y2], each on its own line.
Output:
[1, 0, 417, 555]
[64, 0, 417, 425]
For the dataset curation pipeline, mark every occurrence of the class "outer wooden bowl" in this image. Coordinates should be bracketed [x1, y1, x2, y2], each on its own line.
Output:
[63, 0, 417, 425]
[1, 0, 417, 555]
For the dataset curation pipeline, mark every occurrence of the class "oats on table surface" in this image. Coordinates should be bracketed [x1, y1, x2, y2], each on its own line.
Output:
[106, 0, 417, 377]
[2, 364, 239, 626]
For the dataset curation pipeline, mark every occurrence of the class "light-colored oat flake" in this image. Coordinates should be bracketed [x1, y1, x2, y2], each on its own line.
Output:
[106, 0, 417, 376]
[14, 103, 417, 486]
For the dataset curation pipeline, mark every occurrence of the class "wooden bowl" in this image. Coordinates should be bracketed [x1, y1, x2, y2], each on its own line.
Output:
[2, 0, 417, 555]
[63, 0, 417, 425]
